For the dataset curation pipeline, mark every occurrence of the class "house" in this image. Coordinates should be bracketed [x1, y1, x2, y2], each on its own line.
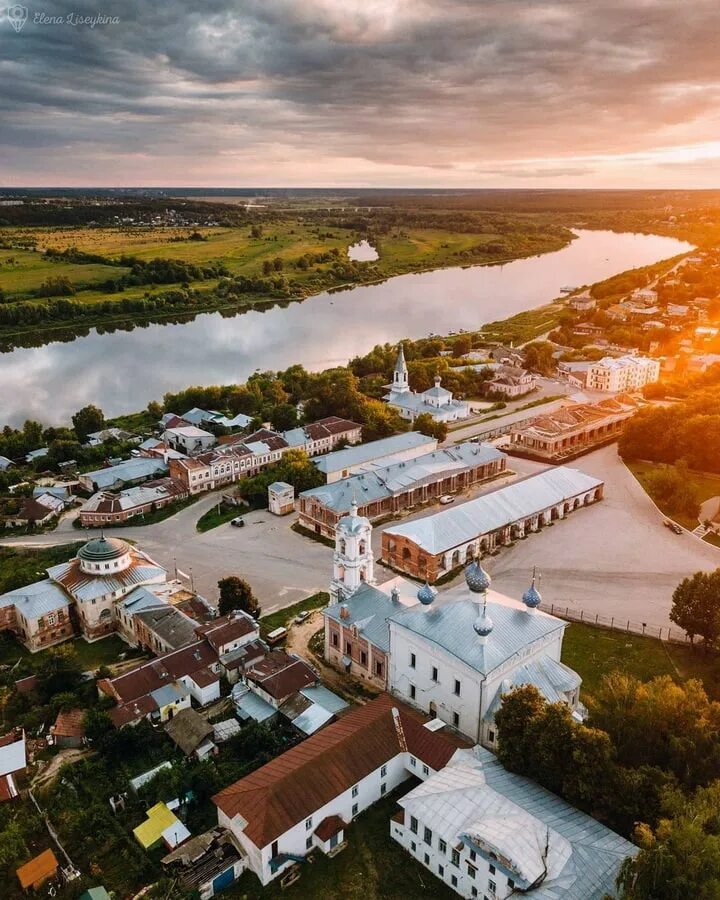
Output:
[85, 427, 139, 447]
[79, 477, 188, 526]
[384, 348, 470, 422]
[116, 582, 213, 650]
[391, 747, 635, 899]
[387, 561, 585, 747]
[483, 366, 536, 399]
[195, 611, 260, 657]
[78, 457, 169, 493]
[282, 416, 362, 456]
[243, 650, 319, 710]
[4, 492, 66, 528]
[298, 442, 507, 539]
[134, 801, 191, 851]
[161, 827, 246, 899]
[25, 447, 49, 464]
[313, 432, 437, 483]
[99, 639, 221, 726]
[165, 708, 217, 760]
[212, 693, 463, 886]
[178, 408, 253, 431]
[16, 849, 58, 892]
[0, 729, 26, 803]
[50, 708, 86, 749]
[268, 481, 295, 515]
[163, 425, 217, 456]
[568, 292, 596, 311]
[0, 455, 14, 471]
[382, 466, 604, 583]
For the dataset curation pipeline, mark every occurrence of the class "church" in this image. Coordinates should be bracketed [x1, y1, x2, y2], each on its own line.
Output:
[384, 345, 471, 422]
[322, 502, 585, 746]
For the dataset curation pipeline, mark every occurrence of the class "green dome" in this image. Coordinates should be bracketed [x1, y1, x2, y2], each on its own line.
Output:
[77, 536, 130, 562]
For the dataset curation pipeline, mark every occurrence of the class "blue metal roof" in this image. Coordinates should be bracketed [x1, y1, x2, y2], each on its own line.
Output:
[0, 579, 71, 621]
[389, 597, 567, 677]
[150, 681, 189, 708]
[313, 432, 435, 474]
[233, 688, 276, 723]
[292, 703, 334, 735]
[300, 685, 349, 715]
[323, 583, 400, 652]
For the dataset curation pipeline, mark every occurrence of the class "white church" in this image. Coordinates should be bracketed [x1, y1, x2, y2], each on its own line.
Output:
[322, 501, 586, 747]
[384, 345, 471, 423]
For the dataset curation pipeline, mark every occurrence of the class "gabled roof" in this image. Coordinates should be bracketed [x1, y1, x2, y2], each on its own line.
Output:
[0, 579, 71, 621]
[313, 432, 435, 474]
[16, 848, 58, 890]
[0, 730, 26, 776]
[52, 708, 86, 740]
[165, 708, 213, 756]
[323, 582, 401, 653]
[212, 693, 463, 848]
[244, 651, 317, 701]
[195, 612, 258, 651]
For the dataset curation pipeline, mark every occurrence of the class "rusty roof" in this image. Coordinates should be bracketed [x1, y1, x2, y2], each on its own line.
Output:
[244, 651, 317, 701]
[16, 849, 58, 889]
[212, 693, 462, 848]
[195, 612, 257, 650]
[314, 814, 346, 841]
[52, 708, 86, 739]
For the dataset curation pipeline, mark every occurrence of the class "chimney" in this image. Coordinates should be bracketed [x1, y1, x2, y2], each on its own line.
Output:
[339, 604, 350, 620]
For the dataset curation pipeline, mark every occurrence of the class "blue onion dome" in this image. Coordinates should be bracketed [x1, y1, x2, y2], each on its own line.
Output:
[474, 607, 494, 638]
[417, 582, 437, 606]
[465, 559, 491, 594]
[522, 575, 542, 609]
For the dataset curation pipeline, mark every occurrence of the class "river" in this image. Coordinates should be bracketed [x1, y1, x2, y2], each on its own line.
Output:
[0, 229, 692, 427]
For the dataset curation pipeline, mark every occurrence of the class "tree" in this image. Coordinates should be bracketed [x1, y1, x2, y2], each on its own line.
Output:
[670, 570, 720, 648]
[147, 400, 163, 420]
[494, 684, 546, 774]
[413, 412, 448, 443]
[269, 403, 298, 432]
[36, 644, 82, 700]
[523, 340, 556, 374]
[218, 576, 259, 617]
[72, 404, 105, 441]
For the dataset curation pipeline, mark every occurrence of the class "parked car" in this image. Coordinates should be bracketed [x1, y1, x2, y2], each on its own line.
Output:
[439, 495, 455, 505]
[663, 519, 683, 534]
[231, 516, 245, 528]
[294, 610, 311, 625]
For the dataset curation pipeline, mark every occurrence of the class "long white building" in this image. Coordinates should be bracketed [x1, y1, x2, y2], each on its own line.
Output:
[586, 355, 660, 392]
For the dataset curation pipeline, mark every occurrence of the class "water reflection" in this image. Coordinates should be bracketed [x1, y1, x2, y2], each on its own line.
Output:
[0, 230, 691, 426]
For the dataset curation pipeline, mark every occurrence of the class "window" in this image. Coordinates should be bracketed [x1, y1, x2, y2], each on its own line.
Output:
[438, 839, 447, 855]
[454, 679, 461, 696]
[451, 849, 460, 868]
[375, 660, 383, 677]
[410, 652, 416, 669]
[451, 875, 458, 888]
[471, 889, 478, 898]
[332, 633, 339, 648]
[488, 863, 495, 875]
[422, 764, 429, 776]
[470, 849, 476, 862]
[431, 666, 438, 682]
[380, 764, 387, 777]
[352, 803, 358, 816]
[410, 684, 416, 700]
[306, 836, 313, 850]
[507, 879, 515, 890]
[424, 853, 430, 866]
[488, 879, 497, 895]
[305, 817, 313, 830]
[467, 863, 476, 878]
[438, 864, 444, 877]
[453, 712, 460, 728]
[381, 782, 386, 795]
[411, 841, 416, 852]
[410, 816, 418, 834]
[424, 826, 432, 846]
[352, 785, 358, 798]
[488, 729, 495, 743]
[360, 650, 367, 666]
[410, 756, 417, 768]
[345, 641, 352, 654]
[271, 840, 279, 857]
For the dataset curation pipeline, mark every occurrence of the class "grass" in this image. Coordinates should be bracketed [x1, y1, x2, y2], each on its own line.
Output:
[291, 522, 335, 548]
[0, 629, 131, 670]
[0, 246, 129, 295]
[626, 460, 720, 530]
[561, 621, 720, 700]
[196, 501, 246, 533]
[0, 542, 82, 595]
[225, 785, 457, 900]
[259, 591, 330, 636]
[704, 532, 720, 548]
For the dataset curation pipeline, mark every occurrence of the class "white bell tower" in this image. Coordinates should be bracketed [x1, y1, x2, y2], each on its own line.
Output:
[392, 345, 410, 394]
[330, 499, 375, 602]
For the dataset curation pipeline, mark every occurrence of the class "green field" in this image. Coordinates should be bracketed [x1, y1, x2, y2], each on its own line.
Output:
[0, 247, 129, 295]
[561, 621, 720, 699]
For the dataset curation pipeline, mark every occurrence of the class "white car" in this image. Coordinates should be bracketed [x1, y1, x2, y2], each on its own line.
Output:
[439, 495, 455, 505]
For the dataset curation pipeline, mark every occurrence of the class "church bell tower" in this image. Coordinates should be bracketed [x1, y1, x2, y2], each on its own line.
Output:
[330, 500, 375, 603]
[392, 344, 410, 394]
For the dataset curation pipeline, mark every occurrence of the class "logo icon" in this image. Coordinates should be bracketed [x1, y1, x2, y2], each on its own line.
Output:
[6, 4, 28, 31]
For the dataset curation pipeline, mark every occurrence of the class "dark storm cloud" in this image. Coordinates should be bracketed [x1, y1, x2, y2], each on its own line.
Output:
[1, 0, 720, 185]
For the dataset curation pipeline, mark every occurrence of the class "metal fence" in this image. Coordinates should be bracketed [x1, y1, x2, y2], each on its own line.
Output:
[538, 602, 691, 645]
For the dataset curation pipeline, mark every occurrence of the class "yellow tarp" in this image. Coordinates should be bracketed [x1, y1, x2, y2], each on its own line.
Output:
[133, 801, 178, 849]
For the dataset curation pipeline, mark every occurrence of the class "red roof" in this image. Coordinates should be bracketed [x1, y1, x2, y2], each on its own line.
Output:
[303, 417, 361, 440]
[212, 693, 462, 848]
[0, 773, 19, 803]
[195, 613, 257, 651]
[314, 815, 346, 841]
[244, 651, 317, 701]
[52, 709, 86, 739]
[16, 849, 58, 890]
[108, 694, 158, 728]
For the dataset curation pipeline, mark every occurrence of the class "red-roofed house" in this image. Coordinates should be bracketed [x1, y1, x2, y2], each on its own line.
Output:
[243, 650, 318, 708]
[212, 693, 463, 885]
[50, 708, 86, 749]
[195, 611, 259, 656]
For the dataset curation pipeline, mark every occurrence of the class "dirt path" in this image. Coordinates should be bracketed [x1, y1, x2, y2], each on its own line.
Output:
[32, 748, 92, 788]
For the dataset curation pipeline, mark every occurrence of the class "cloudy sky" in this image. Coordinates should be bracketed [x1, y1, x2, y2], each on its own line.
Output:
[1, 0, 720, 188]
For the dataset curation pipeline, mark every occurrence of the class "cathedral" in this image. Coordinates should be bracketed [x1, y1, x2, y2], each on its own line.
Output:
[383, 345, 471, 423]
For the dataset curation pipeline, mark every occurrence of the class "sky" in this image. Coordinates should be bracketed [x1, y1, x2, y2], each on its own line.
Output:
[1, 0, 720, 188]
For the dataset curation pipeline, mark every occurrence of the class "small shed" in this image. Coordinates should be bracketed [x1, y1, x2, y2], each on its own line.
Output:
[51, 708, 86, 749]
[16, 848, 58, 892]
[268, 481, 295, 516]
[79, 888, 112, 900]
[133, 801, 191, 851]
[165, 708, 216, 760]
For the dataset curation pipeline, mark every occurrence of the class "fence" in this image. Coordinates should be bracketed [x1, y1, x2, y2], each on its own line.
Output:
[538, 602, 691, 645]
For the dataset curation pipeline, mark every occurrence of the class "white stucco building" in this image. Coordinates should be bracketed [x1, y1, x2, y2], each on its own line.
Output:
[586, 355, 660, 392]
[384, 346, 470, 422]
[387, 562, 585, 747]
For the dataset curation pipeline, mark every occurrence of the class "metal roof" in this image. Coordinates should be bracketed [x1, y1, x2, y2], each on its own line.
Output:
[0, 579, 71, 621]
[313, 432, 435, 474]
[129, 761, 172, 792]
[233, 686, 276, 723]
[323, 583, 402, 653]
[399, 748, 635, 898]
[389, 595, 566, 677]
[0, 734, 26, 777]
[84, 457, 168, 490]
[150, 681, 189, 708]
[384, 466, 603, 554]
[483, 656, 582, 723]
[292, 702, 334, 736]
[300, 685, 350, 715]
[302, 442, 504, 515]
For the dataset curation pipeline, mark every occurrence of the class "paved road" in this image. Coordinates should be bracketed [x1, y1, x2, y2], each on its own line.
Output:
[4, 445, 718, 627]
[429, 445, 720, 628]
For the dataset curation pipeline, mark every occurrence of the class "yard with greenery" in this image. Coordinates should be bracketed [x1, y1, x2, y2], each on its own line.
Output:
[625, 459, 720, 530]
[259, 591, 330, 637]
